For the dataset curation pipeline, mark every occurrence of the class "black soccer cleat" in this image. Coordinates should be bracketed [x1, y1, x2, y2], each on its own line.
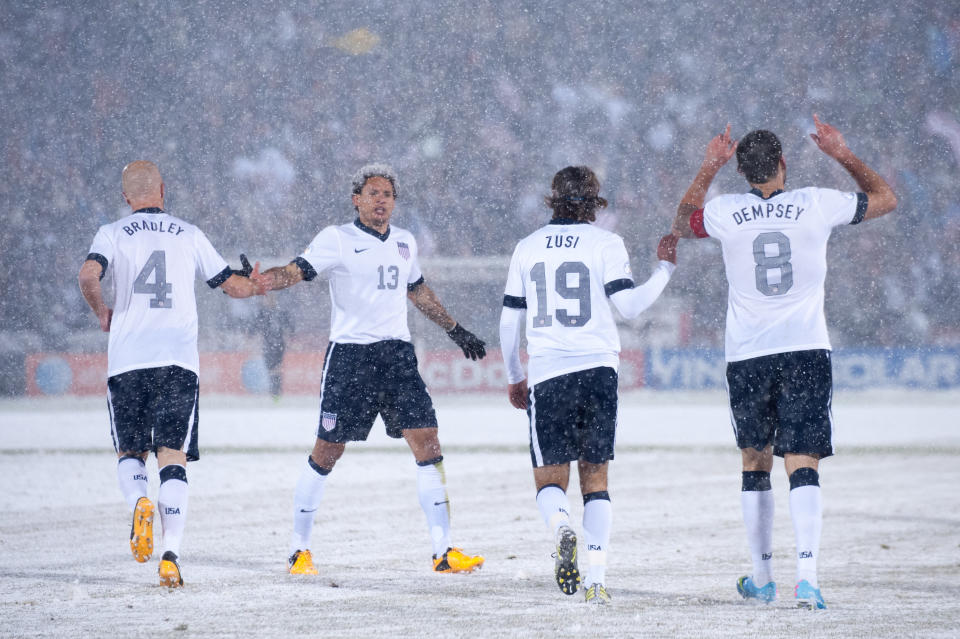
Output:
[554, 526, 581, 595]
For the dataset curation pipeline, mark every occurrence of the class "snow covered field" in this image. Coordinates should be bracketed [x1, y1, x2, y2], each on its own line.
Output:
[1, 391, 958, 638]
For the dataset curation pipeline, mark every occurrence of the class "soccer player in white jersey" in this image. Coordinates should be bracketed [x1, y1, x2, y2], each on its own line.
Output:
[252, 164, 486, 576]
[671, 117, 897, 609]
[499, 166, 678, 605]
[78, 161, 266, 587]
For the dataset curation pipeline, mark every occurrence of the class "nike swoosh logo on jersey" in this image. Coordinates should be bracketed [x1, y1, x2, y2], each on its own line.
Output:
[354, 248, 369, 253]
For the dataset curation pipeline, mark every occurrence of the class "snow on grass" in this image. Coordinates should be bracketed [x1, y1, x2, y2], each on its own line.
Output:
[1, 392, 958, 637]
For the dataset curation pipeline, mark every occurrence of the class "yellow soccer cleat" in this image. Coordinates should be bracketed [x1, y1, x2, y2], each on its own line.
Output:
[584, 583, 611, 605]
[288, 549, 319, 575]
[158, 551, 183, 588]
[129, 497, 154, 563]
[433, 547, 484, 573]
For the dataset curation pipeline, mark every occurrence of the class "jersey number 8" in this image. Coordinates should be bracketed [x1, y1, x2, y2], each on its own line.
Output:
[530, 261, 592, 327]
[753, 232, 793, 297]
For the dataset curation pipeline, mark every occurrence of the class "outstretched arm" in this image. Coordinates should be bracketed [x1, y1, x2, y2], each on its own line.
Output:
[408, 282, 486, 360]
[407, 282, 456, 331]
[809, 113, 897, 220]
[672, 124, 738, 238]
[254, 262, 305, 291]
[78, 259, 112, 332]
[220, 261, 267, 298]
[609, 235, 677, 320]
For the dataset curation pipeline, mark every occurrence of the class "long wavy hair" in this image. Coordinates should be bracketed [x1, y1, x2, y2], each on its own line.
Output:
[544, 166, 608, 222]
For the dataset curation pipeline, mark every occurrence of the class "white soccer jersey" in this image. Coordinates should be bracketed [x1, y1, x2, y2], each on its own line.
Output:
[87, 208, 231, 377]
[698, 187, 867, 362]
[297, 220, 424, 344]
[502, 220, 636, 386]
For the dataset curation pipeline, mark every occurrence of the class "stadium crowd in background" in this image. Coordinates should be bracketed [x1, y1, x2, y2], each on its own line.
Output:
[2, 1, 959, 355]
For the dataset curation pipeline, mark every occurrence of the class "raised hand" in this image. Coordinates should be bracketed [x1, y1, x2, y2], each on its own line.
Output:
[809, 114, 849, 159]
[704, 123, 738, 170]
[657, 234, 678, 264]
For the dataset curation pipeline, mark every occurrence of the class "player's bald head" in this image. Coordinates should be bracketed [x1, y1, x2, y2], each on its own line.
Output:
[121, 161, 164, 203]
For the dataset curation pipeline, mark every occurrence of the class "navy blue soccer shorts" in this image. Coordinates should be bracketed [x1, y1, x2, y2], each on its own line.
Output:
[527, 366, 618, 468]
[107, 365, 200, 461]
[725, 349, 834, 459]
[316, 340, 438, 443]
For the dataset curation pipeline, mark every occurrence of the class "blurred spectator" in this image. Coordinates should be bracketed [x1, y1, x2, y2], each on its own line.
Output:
[1, 1, 957, 350]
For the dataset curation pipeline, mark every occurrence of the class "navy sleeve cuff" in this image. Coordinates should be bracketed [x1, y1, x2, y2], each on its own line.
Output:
[604, 279, 635, 297]
[206, 265, 232, 288]
[293, 257, 318, 281]
[850, 192, 868, 225]
[86, 253, 108, 280]
[407, 276, 425, 292]
[503, 294, 527, 309]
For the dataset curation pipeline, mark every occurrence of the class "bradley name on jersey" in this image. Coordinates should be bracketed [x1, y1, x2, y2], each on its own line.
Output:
[121, 218, 187, 237]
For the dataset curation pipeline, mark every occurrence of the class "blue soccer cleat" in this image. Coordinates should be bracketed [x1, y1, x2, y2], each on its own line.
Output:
[795, 579, 826, 610]
[737, 575, 776, 603]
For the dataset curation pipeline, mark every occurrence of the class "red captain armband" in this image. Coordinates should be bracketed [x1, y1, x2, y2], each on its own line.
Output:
[689, 208, 709, 238]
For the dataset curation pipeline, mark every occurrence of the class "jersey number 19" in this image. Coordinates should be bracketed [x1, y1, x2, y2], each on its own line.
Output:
[530, 261, 591, 328]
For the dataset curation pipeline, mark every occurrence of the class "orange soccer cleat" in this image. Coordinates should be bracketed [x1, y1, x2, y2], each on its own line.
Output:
[158, 551, 183, 588]
[432, 547, 485, 573]
[129, 497, 154, 563]
[288, 549, 319, 575]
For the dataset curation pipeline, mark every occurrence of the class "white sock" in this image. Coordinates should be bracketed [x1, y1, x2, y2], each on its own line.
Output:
[290, 457, 329, 554]
[741, 489, 775, 585]
[158, 465, 188, 557]
[582, 495, 612, 586]
[790, 485, 822, 588]
[117, 457, 148, 510]
[417, 458, 451, 557]
[536, 485, 571, 537]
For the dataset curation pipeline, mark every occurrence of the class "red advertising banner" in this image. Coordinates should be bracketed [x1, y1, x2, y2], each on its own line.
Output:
[25, 349, 646, 396]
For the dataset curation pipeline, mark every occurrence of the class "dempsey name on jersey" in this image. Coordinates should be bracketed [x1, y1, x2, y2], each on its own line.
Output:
[729, 202, 804, 225]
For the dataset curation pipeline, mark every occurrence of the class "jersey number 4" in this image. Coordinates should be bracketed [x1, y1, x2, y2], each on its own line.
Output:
[530, 261, 591, 327]
[134, 250, 173, 308]
[753, 232, 793, 296]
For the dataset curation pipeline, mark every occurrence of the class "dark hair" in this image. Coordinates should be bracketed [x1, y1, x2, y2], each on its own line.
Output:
[736, 130, 782, 184]
[544, 166, 608, 222]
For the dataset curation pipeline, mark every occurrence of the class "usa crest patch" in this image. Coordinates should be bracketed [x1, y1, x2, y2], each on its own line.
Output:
[321, 412, 337, 431]
[397, 241, 410, 260]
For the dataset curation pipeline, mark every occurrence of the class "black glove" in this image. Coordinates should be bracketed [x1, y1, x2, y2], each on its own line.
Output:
[447, 324, 486, 361]
[231, 253, 253, 277]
